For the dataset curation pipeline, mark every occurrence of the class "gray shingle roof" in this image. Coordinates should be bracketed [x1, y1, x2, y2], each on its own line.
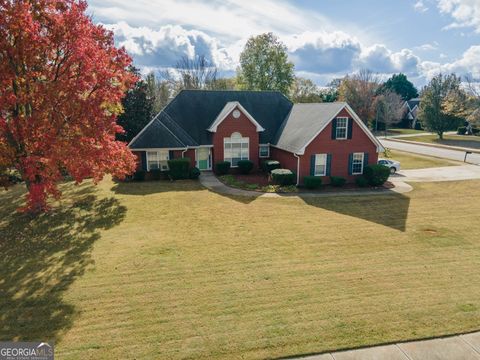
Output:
[273, 103, 346, 154]
[129, 90, 292, 149]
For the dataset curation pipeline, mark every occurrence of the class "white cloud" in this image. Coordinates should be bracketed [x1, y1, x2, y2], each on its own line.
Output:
[437, 0, 480, 32]
[90, 0, 333, 42]
[414, 42, 439, 51]
[105, 22, 235, 71]
[414, 0, 429, 12]
[420, 45, 480, 79]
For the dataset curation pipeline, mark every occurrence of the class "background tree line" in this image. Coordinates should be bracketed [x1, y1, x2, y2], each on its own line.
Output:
[119, 32, 480, 142]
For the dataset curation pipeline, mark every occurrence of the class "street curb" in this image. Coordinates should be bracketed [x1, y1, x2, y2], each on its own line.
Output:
[384, 137, 480, 155]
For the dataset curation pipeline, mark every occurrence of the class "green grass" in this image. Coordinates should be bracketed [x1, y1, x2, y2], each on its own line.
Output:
[2, 178, 480, 359]
[383, 150, 460, 169]
[400, 134, 480, 149]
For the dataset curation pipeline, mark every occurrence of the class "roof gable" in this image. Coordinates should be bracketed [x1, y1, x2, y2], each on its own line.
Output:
[207, 101, 265, 132]
[274, 102, 384, 154]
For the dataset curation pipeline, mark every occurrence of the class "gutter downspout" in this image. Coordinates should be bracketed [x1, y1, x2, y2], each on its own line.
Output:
[181, 147, 188, 158]
[294, 153, 300, 186]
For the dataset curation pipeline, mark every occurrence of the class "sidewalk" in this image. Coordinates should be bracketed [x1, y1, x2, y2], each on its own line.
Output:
[295, 331, 480, 360]
[199, 172, 413, 198]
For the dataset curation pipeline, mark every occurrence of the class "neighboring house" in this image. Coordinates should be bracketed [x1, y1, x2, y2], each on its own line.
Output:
[128, 90, 384, 185]
[402, 98, 421, 129]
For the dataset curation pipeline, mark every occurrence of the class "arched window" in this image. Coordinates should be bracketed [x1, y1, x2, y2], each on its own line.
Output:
[224, 132, 249, 167]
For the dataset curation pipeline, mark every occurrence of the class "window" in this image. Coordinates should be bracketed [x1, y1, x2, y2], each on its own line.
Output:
[147, 150, 169, 171]
[314, 154, 327, 176]
[352, 152, 364, 175]
[259, 145, 269, 158]
[336, 117, 348, 139]
[224, 132, 249, 167]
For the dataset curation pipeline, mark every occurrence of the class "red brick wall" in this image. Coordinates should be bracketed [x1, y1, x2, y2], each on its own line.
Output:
[172, 149, 196, 168]
[300, 108, 378, 184]
[269, 146, 297, 172]
[212, 106, 260, 168]
[133, 151, 143, 171]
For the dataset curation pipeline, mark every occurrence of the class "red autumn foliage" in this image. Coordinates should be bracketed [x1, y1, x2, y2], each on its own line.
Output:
[0, 0, 137, 212]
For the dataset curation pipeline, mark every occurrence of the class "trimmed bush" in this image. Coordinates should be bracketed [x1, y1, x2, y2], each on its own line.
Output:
[189, 167, 201, 180]
[150, 169, 162, 180]
[133, 170, 146, 181]
[168, 158, 191, 180]
[271, 169, 296, 186]
[237, 159, 254, 174]
[364, 164, 390, 186]
[261, 160, 281, 173]
[304, 176, 322, 189]
[330, 176, 346, 187]
[215, 161, 231, 175]
[457, 126, 467, 135]
[355, 176, 369, 188]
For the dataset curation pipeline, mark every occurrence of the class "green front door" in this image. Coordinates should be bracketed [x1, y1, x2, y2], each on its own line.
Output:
[197, 148, 211, 170]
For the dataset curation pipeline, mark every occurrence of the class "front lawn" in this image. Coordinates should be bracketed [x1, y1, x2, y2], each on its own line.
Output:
[383, 150, 460, 169]
[2, 179, 480, 359]
[399, 134, 480, 149]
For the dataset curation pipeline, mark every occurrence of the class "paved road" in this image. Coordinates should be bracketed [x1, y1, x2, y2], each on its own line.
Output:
[392, 164, 480, 182]
[297, 331, 480, 360]
[381, 139, 480, 165]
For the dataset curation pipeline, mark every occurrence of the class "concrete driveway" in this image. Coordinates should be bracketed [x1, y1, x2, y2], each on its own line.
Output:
[392, 164, 480, 182]
[381, 139, 480, 165]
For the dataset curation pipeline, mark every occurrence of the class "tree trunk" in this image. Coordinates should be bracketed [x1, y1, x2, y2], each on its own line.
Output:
[438, 131, 444, 140]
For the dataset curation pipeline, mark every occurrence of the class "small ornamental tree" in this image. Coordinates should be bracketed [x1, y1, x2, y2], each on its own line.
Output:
[0, 0, 137, 212]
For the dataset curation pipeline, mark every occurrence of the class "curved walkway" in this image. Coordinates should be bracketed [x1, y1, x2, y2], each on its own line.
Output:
[199, 172, 413, 198]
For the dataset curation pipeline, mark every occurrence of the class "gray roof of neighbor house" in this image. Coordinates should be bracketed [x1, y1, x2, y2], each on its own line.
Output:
[407, 98, 420, 110]
[274, 102, 346, 153]
[129, 90, 292, 149]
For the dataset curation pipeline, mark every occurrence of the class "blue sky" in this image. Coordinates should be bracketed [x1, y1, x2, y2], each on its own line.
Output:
[88, 0, 480, 87]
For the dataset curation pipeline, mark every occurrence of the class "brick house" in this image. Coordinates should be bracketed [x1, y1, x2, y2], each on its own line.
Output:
[129, 90, 384, 185]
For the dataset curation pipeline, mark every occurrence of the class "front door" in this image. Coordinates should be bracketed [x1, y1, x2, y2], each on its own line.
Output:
[196, 148, 211, 170]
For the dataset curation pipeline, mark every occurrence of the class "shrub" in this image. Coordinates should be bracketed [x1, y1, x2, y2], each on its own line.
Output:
[355, 176, 369, 188]
[215, 161, 231, 175]
[271, 169, 296, 186]
[133, 170, 146, 181]
[457, 126, 467, 135]
[261, 160, 281, 173]
[150, 169, 162, 180]
[189, 167, 201, 180]
[364, 164, 390, 186]
[304, 176, 322, 189]
[168, 158, 191, 180]
[330, 176, 346, 187]
[237, 160, 254, 174]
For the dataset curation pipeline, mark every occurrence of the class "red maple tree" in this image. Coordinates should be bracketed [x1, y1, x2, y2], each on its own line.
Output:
[0, 0, 137, 212]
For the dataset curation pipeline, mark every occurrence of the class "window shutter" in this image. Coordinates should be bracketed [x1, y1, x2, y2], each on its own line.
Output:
[169, 150, 174, 160]
[326, 154, 332, 176]
[141, 152, 147, 171]
[348, 153, 353, 175]
[364, 152, 369, 168]
[310, 155, 316, 176]
[347, 118, 353, 139]
[331, 118, 337, 139]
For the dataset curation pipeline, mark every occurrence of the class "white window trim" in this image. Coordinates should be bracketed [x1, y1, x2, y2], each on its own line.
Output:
[259, 144, 270, 158]
[352, 152, 364, 175]
[314, 154, 327, 176]
[336, 117, 348, 140]
[223, 134, 249, 167]
[146, 150, 169, 171]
